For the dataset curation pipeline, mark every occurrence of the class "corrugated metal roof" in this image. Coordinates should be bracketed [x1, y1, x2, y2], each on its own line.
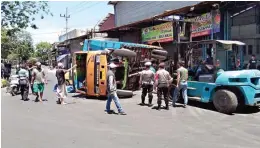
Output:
[99, 1, 218, 33]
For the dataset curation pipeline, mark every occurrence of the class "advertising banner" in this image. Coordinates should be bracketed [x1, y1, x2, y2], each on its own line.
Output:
[187, 10, 221, 38]
[141, 22, 173, 44]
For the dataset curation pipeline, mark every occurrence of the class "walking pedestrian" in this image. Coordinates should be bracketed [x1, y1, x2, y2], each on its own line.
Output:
[31, 62, 46, 102]
[154, 62, 173, 110]
[55, 63, 77, 105]
[106, 63, 127, 115]
[172, 61, 188, 108]
[139, 62, 154, 107]
[18, 64, 30, 101]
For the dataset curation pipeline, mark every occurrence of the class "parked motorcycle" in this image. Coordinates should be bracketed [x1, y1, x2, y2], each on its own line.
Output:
[6, 75, 20, 96]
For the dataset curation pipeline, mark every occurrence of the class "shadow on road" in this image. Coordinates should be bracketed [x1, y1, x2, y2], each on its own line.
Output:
[71, 93, 134, 101]
[178, 99, 260, 115]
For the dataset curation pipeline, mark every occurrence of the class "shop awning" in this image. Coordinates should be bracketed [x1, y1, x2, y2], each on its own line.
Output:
[215, 40, 245, 46]
[57, 54, 69, 62]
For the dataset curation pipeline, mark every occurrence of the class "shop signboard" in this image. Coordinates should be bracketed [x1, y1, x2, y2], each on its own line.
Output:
[187, 10, 221, 38]
[141, 22, 173, 44]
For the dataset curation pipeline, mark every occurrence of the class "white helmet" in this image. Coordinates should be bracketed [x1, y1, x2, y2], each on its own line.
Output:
[58, 62, 64, 68]
[108, 63, 117, 69]
[144, 62, 151, 66]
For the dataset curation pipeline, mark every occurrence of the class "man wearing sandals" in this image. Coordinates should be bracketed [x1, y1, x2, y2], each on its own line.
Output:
[55, 63, 77, 105]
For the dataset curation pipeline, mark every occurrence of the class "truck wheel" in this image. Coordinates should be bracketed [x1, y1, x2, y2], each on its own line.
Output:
[213, 90, 238, 114]
[112, 48, 137, 58]
[117, 89, 133, 98]
[151, 53, 167, 60]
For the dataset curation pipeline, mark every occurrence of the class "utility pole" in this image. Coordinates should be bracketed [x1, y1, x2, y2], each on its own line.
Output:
[60, 7, 70, 70]
[60, 7, 70, 40]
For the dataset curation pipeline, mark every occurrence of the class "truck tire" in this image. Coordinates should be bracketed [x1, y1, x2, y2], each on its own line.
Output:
[151, 53, 167, 60]
[213, 90, 238, 114]
[112, 48, 137, 58]
[117, 89, 133, 98]
[151, 49, 168, 56]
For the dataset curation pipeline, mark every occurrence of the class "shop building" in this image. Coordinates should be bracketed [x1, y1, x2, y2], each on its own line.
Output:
[231, 4, 260, 64]
[99, 1, 258, 69]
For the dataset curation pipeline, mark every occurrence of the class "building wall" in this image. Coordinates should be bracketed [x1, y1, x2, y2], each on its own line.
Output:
[119, 31, 140, 43]
[99, 14, 115, 31]
[114, 1, 200, 27]
[59, 29, 87, 42]
[231, 5, 260, 63]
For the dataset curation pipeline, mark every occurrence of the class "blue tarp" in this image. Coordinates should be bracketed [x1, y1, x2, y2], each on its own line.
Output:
[82, 39, 162, 51]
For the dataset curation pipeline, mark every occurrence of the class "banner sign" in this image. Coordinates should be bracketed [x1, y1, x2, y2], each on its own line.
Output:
[187, 10, 221, 38]
[141, 22, 173, 44]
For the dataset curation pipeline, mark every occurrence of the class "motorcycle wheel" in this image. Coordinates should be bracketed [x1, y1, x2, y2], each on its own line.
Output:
[11, 86, 18, 96]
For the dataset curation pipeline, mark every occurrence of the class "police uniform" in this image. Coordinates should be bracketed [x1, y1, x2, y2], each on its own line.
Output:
[155, 63, 173, 110]
[140, 62, 154, 106]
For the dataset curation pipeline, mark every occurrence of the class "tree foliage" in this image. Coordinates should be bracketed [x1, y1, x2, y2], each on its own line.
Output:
[35, 42, 52, 61]
[1, 28, 34, 61]
[1, 1, 52, 32]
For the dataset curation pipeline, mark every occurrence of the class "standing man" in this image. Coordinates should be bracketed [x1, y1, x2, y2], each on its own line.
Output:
[106, 63, 126, 115]
[247, 55, 257, 69]
[55, 63, 77, 105]
[1, 60, 5, 79]
[139, 62, 154, 107]
[27, 62, 35, 94]
[154, 62, 173, 110]
[31, 62, 46, 102]
[18, 64, 30, 101]
[172, 61, 188, 108]
[233, 59, 242, 70]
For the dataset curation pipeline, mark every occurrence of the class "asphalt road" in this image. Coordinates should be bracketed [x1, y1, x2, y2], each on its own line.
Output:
[2, 67, 260, 148]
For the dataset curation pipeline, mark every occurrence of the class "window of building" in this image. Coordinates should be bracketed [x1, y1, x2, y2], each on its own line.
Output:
[248, 45, 253, 55]
[243, 45, 247, 55]
[257, 45, 260, 54]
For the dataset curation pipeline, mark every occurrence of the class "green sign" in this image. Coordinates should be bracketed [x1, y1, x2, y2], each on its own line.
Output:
[141, 22, 173, 44]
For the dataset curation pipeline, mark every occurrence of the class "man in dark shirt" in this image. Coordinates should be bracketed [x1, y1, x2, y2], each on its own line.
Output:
[56, 63, 77, 105]
[247, 55, 257, 69]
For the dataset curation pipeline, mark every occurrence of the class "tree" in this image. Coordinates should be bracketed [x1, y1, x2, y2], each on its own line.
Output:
[1, 29, 34, 62]
[35, 42, 52, 62]
[1, 1, 52, 32]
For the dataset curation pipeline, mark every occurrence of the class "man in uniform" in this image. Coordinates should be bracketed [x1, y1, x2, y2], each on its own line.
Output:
[172, 61, 188, 108]
[154, 62, 173, 110]
[139, 62, 154, 107]
[18, 64, 30, 101]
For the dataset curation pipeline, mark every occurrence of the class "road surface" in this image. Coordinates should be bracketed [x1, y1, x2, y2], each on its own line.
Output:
[2, 67, 260, 148]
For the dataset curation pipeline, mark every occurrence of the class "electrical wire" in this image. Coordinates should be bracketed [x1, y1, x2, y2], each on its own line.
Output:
[69, 2, 102, 16]
[68, 1, 91, 15]
[69, 1, 89, 10]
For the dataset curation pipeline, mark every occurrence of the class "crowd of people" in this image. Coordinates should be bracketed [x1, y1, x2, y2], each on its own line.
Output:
[2, 54, 258, 116]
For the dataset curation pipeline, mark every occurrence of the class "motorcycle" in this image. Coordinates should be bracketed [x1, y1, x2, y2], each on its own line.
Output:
[6, 75, 20, 96]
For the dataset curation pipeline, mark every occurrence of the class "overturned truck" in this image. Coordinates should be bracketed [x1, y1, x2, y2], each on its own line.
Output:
[72, 39, 168, 98]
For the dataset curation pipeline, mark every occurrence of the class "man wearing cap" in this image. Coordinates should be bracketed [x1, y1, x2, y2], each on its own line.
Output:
[154, 62, 173, 110]
[106, 63, 127, 115]
[172, 61, 188, 108]
[31, 62, 46, 102]
[56, 63, 77, 105]
[139, 61, 154, 106]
